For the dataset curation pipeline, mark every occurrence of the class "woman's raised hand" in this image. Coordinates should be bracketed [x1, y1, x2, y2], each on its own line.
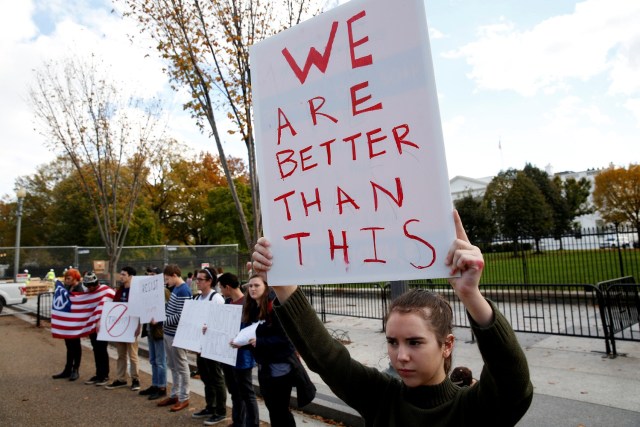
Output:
[445, 210, 493, 326]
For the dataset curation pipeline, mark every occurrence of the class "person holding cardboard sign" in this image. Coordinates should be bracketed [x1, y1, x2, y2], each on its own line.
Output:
[251, 211, 533, 426]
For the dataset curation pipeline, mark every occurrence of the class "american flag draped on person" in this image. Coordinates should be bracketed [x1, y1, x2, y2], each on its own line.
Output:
[51, 279, 115, 339]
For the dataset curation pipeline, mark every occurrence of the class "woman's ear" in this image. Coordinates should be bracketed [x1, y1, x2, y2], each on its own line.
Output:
[443, 334, 455, 357]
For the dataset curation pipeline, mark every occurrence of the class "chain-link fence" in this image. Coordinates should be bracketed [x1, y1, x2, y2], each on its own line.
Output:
[0, 244, 251, 283]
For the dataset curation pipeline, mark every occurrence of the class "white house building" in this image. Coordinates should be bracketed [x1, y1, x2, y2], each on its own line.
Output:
[449, 168, 603, 229]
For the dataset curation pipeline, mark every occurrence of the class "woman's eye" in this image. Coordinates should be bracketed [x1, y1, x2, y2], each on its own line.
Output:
[409, 340, 422, 346]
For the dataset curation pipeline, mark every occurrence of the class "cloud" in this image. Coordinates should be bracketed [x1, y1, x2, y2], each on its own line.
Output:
[445, 0, 640, 97]
[429, 27, 445, 40]
[624, 98, 640, 126]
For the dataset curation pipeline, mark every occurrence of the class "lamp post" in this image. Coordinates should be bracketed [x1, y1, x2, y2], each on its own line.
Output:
[14, 187, 26, 282]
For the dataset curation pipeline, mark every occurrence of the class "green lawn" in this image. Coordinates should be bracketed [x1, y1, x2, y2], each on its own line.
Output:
[479, 249, 640, 285]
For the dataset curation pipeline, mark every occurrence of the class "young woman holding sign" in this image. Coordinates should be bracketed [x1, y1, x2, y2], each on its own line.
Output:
[250, 211, 533, 426]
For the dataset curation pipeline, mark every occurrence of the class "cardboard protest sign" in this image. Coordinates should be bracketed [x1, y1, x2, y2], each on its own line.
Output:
[201, 304, 243, 366]
[128, 275, 166, 324]
[97, 301, 139, 343]
[173, 300, 207, 352]
[251, 0, 456, 285]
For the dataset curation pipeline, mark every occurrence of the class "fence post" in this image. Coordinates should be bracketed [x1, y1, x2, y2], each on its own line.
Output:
[614, 227, 625, 277]
[73, 246, 79, 268]
[37, 292, 42, 327]
[163, 245, 169, 266]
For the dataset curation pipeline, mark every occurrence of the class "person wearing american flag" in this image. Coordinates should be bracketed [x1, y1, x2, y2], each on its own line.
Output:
[51, 268, 85, 381]
[83, 272, 116, 386]
[51, 268, 115, 382]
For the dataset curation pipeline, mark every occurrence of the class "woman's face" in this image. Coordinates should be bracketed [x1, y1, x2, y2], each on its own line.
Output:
[247, 277, 266, 301]
[385, 310, 453, 388]
[64, 275, 78, 286]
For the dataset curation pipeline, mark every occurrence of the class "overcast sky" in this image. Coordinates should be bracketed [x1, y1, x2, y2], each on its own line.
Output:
[1, 0, 639, 199]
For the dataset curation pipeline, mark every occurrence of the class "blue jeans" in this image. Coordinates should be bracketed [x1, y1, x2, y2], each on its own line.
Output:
[147, 335, 166, 387]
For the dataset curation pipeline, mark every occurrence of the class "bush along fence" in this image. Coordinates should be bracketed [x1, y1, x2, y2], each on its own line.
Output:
[300, 277, 640, 357]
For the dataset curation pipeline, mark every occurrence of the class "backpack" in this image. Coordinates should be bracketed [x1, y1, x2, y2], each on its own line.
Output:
[194, 291, 218, 301]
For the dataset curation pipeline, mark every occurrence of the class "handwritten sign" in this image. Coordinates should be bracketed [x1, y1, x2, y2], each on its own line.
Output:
[201, 304, 242, 365]
[172, 300, 207, 352]
[128, 275, 166, 323]
[97, 302, 139, 343]
[251, 0, 456, 285]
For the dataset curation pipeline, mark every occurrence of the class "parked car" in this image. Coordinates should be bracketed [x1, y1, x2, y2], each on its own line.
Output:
[0, 281, 28, 314]
[599, 236, 631, 249]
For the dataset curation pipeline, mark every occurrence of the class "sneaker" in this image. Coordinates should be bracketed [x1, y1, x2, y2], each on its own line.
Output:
[84, 376, 99, 385]
[203, 415, 227, 425]
[148, 388, 167, 401]
[105, 380, 128, 389]
[192, 408, 214, 419]
[131, 379, 141, 391]
[95, 378, 110, 386]
[139, 385, 158, 396]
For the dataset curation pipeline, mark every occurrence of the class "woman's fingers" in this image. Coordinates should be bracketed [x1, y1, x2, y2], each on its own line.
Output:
[252, 238, 273, 273]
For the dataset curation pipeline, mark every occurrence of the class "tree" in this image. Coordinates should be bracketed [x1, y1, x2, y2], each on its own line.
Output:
[523, 164, 568, 241]
[593, 164, 640, 242]
[204, 180, 253, 248]
[454, 193, 495, 245]
[12, 158, 76, 246]
[156, 152, 248, 246]
[505, 173, 553, 252]
[484, 169, 553, 252]
[29, 55, 165, 284]
[119, 0, 324, 249]
[559, 175, 592, 229]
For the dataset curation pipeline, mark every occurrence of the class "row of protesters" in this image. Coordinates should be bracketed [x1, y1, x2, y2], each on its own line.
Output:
[191, 267, 228, 425]
[138, 267, 169, 401]
[219, 273, 260, 427]
[51, 268, 85, 381]
[250, 210, 533, 425]
[105, 266, 141, 391]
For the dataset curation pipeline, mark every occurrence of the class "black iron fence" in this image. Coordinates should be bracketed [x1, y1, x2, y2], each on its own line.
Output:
[301, 278, 640, 357]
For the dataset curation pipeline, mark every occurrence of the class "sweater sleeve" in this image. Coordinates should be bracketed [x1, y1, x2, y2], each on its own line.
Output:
[275, 288, 394, 418]
[469, 300, 534, 425]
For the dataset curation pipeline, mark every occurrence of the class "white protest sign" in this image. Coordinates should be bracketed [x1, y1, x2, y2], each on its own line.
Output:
[251, 0, 456, 285]
[201, 304, 243, 366]
[173, 300, 207, 352]
[128, 275, 166, 324]
[97, 301, 139, 343]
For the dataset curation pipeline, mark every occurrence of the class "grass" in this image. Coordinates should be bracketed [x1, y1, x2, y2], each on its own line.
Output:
[479, 248, 640, 285]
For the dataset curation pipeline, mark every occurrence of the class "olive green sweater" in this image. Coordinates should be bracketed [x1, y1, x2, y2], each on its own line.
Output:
[275, 289, 533, 426]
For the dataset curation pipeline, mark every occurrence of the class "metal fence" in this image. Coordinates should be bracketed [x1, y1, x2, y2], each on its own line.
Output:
[33, 277, 638, 356]
[300, 279, 640, 357]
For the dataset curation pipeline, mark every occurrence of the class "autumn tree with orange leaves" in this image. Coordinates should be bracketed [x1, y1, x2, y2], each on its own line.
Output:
[118, 0, 324, 249]
[593, 163, 640, 243]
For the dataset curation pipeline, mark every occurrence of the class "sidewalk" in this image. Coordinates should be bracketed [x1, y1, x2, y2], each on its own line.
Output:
[7, 298, 640, 426]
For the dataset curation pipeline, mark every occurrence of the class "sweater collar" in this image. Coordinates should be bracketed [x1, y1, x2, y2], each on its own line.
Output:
[403, 377, 459, 409]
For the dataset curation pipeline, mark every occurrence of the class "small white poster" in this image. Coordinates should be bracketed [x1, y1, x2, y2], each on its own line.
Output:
[201, 304, 243, 365]
[97, 301, 139, 343]
[128, 275, 166, 324]
[172, 300, 207, 353]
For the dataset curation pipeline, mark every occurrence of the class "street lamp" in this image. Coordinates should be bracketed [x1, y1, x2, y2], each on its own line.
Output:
[14, 187, 27, 282]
